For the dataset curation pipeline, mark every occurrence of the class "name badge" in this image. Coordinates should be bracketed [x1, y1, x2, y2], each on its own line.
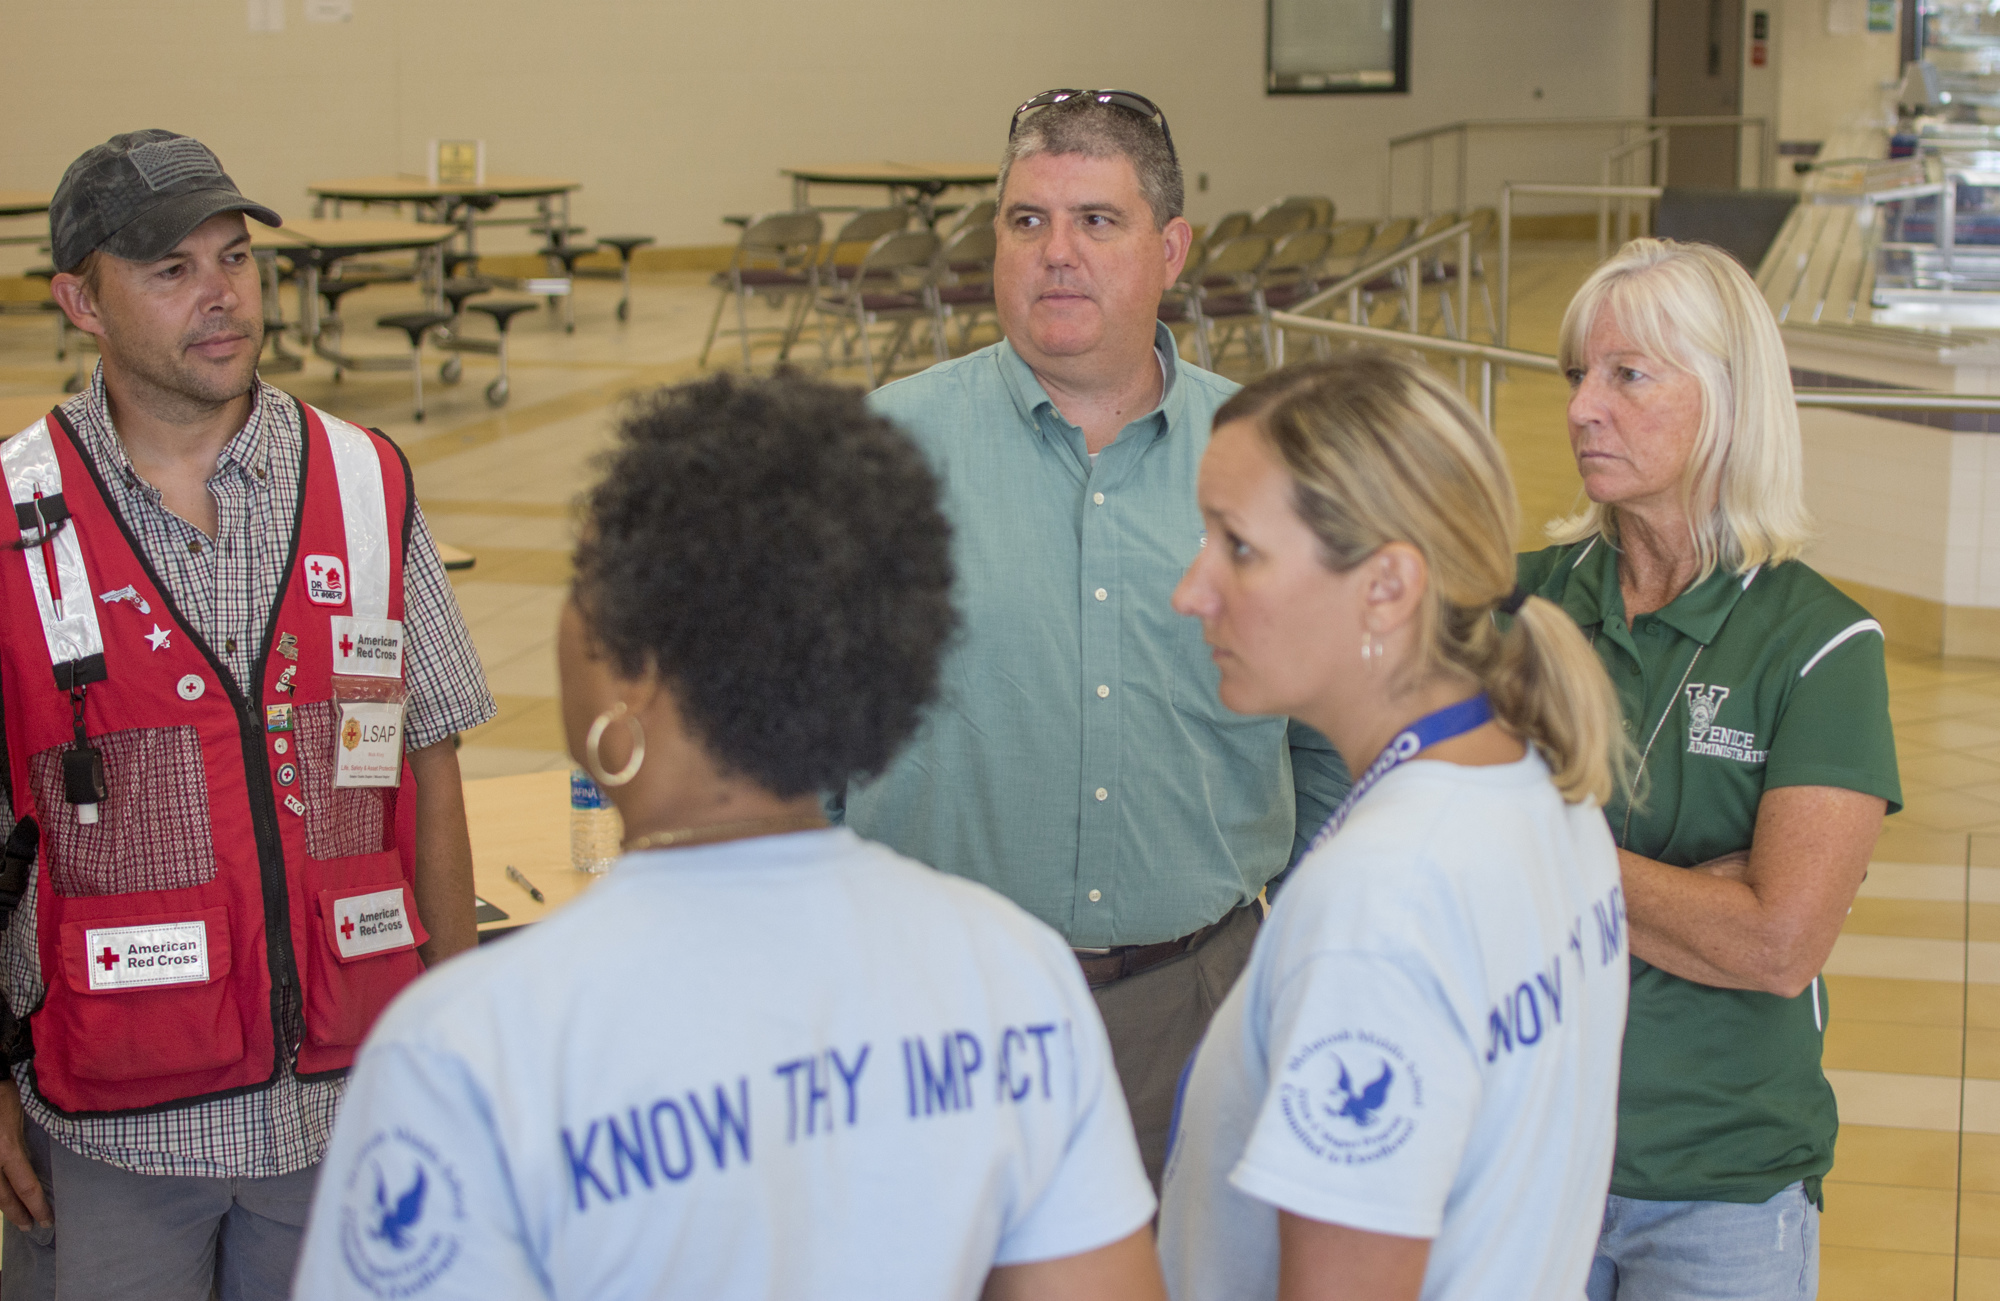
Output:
[331, 888, 416, 960]
[333, 701, 405, 788]
[85, 920, 210, 991]
[330, 616, 404, 678]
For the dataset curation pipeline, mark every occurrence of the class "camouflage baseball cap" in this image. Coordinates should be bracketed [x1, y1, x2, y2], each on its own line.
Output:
[50, 130, 281, 272]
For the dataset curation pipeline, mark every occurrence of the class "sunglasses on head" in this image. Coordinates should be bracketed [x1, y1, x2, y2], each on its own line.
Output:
[1009, 89, 1176, 160]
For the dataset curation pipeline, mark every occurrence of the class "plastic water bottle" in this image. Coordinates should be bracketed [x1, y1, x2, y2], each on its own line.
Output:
[569, 768, 622, 874]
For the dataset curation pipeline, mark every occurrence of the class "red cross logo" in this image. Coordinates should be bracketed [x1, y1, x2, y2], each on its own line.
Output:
[340, 916, 355, 941]
[309, 560, 323, 577]
[339, 635, 354, 657]
[96, 946, 119, 972]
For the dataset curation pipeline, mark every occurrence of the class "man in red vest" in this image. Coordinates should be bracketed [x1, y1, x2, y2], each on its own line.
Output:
[0, 131, 494, 1300]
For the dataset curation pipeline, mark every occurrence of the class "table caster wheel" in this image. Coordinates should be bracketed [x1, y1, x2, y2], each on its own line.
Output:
[62, 372, 84, 394]
[485, 377, 509, 407]
[616, 299, 629, 322]
[440, 355, 463, 385]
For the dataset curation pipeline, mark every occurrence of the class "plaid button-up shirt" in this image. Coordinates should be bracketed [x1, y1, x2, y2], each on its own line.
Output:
[0, 369, 495, 1177]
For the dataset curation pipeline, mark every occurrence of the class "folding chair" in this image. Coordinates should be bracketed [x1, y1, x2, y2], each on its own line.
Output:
[811, 229, 943, 388]
[940, 198, 996, 239]
[698, 210, 824, 371]
[1402, 210, 1462, 334]
[1181, 235, 1273, 370]
[1280, 195, 1336, 229]
[810, 207, 915, 361]
[1434, 207, 1499, 340]
[1249, 199, 1316, 239]
[1323, 219, 1378, 280]
[815, 206, 915, 291]
[932, 221, 997, 354]
[1353, 216, 1419, 325]
[1254, 228, 1336, 361]
[1200, 211, 1252, 260]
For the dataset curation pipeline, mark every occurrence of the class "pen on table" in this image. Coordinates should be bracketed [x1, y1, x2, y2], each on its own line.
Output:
[505, 865, 545, 904]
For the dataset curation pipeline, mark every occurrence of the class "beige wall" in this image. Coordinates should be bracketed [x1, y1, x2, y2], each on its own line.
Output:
[1776, 0, 1901, 149]
[2, 0, 1651, 261]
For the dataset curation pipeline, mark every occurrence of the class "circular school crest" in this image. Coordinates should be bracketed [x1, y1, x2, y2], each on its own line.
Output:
[338, 1128, 465, 1298]
[1276, 1029, 1423, 1166]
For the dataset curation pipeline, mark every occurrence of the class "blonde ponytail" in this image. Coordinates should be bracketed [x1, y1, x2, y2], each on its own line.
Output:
[1488, 596, 1623, 805]
[1214, 351, 1626, 805]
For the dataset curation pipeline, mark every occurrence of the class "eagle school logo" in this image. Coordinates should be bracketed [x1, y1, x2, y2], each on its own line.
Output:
[339, 1129, 465, 1298]
[1277, 1030, 1422, 1166]
[1683, 683, 1767, 764]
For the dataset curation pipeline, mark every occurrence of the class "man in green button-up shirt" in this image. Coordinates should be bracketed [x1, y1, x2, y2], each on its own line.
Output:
[833, 91, 1349, 1184]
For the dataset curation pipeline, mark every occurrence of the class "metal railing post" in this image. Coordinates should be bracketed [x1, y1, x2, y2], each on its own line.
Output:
[1498, 186, 1512, 354]
[1456, 126, 1469, 218]
[1480, 359, 1494, 428]
[1405, 252, 1420, 331]
[1943, 172, 1958, 284]
[1457, 228, 1471, 344]
[1423, 137, 1434, 219]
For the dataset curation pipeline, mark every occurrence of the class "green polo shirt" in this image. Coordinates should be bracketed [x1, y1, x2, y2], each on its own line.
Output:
[1520, 537, 1900, 1205]
[839, 326, 1350, 947]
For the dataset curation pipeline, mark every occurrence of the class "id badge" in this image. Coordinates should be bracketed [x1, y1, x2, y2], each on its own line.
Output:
[333, 700, 405, 788]
[328, 616, 409, 789]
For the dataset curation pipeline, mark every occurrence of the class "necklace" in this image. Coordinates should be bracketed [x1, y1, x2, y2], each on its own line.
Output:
[623, 813, 828, 854]
[1307, 693, 1494, 853]
[1620, 644, 1703, 846]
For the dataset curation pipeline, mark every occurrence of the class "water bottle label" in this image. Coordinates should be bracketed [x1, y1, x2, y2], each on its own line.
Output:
[569, 769, 610, 810]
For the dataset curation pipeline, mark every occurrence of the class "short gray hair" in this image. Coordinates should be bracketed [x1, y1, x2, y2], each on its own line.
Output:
[997, 96, 1183, 229]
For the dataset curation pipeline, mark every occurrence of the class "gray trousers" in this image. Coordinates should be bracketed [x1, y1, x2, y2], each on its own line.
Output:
[1090, 904, 1260, 1191]
[0, 1119, 320, 1301]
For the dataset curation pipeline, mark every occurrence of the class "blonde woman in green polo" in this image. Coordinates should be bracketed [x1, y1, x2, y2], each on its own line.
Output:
[1519, 238, 1901, 1300]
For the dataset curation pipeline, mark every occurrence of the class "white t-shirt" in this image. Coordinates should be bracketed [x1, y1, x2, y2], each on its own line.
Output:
[1157, 751, 1627, 1301]
[294, 828, 1153, 1301]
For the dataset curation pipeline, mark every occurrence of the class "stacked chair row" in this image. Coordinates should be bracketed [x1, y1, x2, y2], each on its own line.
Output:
[1166, 201, 1498, 373]
[698, 200, 998, 389]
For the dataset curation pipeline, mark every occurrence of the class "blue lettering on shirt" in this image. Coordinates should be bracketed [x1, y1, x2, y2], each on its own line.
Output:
[1593, 886, 1626, 966]
[563, 1076, 752, 1212]
[775, 1043, 871, 1143]
[1485, 885, 1623, 1063]
[902, 1023, 1060, 1119]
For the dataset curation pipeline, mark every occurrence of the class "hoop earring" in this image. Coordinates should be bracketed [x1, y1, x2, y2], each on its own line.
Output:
[584, 703, 646, 788]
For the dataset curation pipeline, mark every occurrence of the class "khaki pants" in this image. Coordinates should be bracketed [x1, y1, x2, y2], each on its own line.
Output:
[1090, 904, 1261, 1191]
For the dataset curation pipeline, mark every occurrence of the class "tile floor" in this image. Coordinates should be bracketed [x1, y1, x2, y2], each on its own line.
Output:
[2, 243, 1995, 1295]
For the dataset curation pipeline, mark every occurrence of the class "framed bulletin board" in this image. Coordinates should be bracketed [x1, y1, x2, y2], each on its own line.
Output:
[1268, 0, 1410, 94]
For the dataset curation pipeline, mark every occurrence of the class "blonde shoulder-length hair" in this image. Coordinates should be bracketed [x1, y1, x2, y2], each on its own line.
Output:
[1551, 237, 1813, 577]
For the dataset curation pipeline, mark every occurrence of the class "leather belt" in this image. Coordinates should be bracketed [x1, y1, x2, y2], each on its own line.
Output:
[1072, 905, 1249, 990]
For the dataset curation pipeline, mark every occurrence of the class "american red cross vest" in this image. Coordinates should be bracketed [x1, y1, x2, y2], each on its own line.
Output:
[0, 399, 427, 1115]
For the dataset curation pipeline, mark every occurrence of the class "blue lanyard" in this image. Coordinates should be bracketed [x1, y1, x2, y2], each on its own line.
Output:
[1307, 693, 1494, 853]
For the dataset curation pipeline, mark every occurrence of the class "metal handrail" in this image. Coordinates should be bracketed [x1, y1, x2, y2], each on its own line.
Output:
[1289, 219, 1475, 324]
[1266, 312, 1557, 427]
[1497, 183, 1666, 355]
[1386, 116, 1772, 220]
[1599, 133, 1667, 252]
[1259, 311, 2000, 433]
[1792, 389, 2000, 410]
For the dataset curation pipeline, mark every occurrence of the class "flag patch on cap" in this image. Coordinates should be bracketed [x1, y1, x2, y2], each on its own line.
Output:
[129, 137, 221, 191]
